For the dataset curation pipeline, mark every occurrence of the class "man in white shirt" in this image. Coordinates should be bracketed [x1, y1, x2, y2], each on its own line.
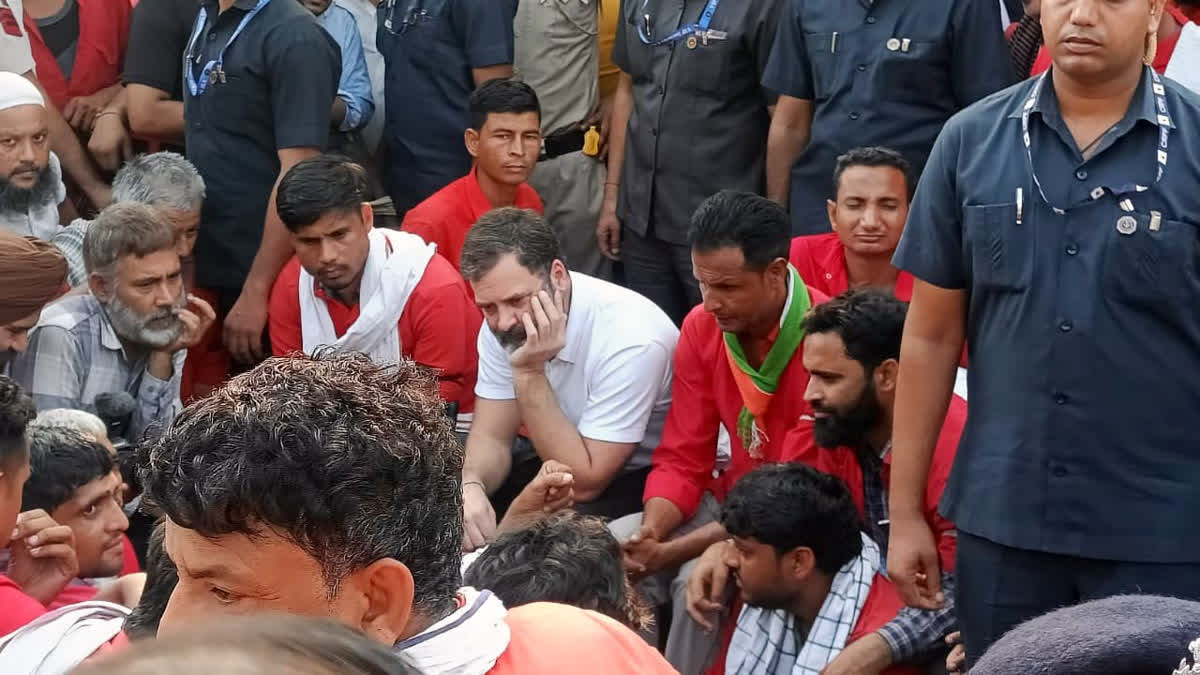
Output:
[459, 207, 678, 551]
[0, 73, 65, 240]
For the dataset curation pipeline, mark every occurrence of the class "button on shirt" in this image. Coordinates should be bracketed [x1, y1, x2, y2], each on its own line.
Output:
[377, 0, 514, 215]
[893, 70, 1200, 563]
[184, 0, 340, 291]
[763, 0, 1012, 234]
[612, 0, 780, 245]
[475, 272, 678, 474]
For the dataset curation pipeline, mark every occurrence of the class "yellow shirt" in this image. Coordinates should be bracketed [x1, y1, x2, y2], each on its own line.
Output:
[597, 0, 621, 98]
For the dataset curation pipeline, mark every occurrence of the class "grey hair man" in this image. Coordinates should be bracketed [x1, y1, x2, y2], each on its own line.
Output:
[10, 202, 215, 442]
[52, 153, 205, 288]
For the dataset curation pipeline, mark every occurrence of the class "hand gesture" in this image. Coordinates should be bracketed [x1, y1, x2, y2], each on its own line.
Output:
[223, 290, 268, 364]
[508, 290, 568, 372]
[685, 539, 733, 631]
[163, 294, 217, 355]
[88, 113, 133, 172]
[462, 480, 497, 553]
[497, 460, 575, 535]
[8, 509, 79, 605]
[63, 88, 118, 134]
[596, 209, 621, 260]
[886, 513, 945, 610]
[621, 523, 668, 581]
[945, 632, 966, 674]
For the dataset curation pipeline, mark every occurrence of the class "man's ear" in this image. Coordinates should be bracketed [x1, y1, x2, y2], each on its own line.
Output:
[550, 259, 569, 291]
[464, 128, 480, 159]
[88, 272, 113, 303]
[360, 202, 375, 230]
[826, 198, 839, 234]
[785, 546, 817, 582]
[875, 358, 899, 395]
[343, 558, 415, 646]
[766, 256, 790, 285]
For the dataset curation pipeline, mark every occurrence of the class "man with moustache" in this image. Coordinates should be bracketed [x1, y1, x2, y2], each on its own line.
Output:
[0, 231, 68, 375]
[458, 207, 677, 550]
[0, 72, 65, 241]
[11, 203, 215, 442]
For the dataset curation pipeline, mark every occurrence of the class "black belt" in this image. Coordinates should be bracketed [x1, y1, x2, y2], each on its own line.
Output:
[540, 127, 586, 161]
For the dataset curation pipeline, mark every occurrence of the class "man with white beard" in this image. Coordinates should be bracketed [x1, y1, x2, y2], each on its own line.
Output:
[10, 203, 215, 441]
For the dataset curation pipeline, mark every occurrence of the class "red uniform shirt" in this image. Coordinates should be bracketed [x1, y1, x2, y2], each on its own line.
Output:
[0, 574, 46, 636]
[644, 291, 827, 520]
[707, 574, 924, 675]
[1031, 7, 1190, 76]
[784, 395, 968, 574]
[789, 233, 914, 301]
[23, 0, 131, 110]
[268, 252, 482, 412]
[401, 169, 543, 272]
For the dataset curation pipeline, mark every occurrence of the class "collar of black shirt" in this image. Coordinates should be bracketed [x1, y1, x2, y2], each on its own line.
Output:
[1007, 67, 1171, 134]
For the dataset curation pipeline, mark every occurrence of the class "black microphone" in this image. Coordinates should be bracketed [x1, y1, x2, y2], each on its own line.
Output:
[94, 391, 136, 450]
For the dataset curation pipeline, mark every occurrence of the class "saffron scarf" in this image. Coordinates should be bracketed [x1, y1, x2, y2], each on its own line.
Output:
[723, 264, 810, 458]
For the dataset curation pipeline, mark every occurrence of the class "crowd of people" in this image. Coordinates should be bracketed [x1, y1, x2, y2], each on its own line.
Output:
[1, 0, 1200, 673]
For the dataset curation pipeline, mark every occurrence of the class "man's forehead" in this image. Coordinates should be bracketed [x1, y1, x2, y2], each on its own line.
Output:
[64, 471, 121, 509]
[164, 519, 312, 575]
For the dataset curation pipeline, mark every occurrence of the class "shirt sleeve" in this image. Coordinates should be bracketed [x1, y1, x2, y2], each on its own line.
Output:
[266, 16, 341, 149]
[642, 318, 720, 520]
[132, 350, 184, 441]
[406, 277, 478, 404]
[474, 323, 516, 401]
[577, 343, 671, 444]
[891, 116, 967, 289]
[760, 0, 812, 99]
[452, 0, 513, 69]
[267, 266, 304, 357]
[50, 220, 88, 288]
[750, 0, 783, 104]
[325, 9, 375, 132]
[876, 573, 958, 663]
[9, 325, 85, 414]
[0, 0, 36, 76]
[122, 0, 186, 92]
[949, 0, 1015, 106]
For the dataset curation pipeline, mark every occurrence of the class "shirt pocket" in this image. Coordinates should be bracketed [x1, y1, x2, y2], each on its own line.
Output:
[873, 39, 948, 105]
[674, 33, 733, 97]
[621, 0, 654, 81]
[1103, 213, 1200, 305]
[965, 203, 1031, 292]
[386, 0, 452, 69]
[804, 32, 836, 101]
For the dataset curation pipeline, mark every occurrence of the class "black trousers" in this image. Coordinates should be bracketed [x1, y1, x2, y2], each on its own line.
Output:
[621, 225, 701, 327]
[956, 530, 1200, 666]
[489, 436, 650, 523]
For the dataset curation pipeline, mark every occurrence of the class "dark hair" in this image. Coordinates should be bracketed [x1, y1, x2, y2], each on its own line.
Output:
[468, 78, 541, 131]
[688, 191, 791, 270]
[76, 615, 420, 675]
[721, 463, 862, 576]
[21, 425, 115, 513]
[276, 154, 370, 232]
[460, 207, 562, 281]
[125, 519, 178, 640]
[802, 288, 908, 374]
[832, 146, 913, 200]
[83, 202, 178, 279]
[464, 512, 652, 631]
[0, 375, 35, 468]
[139, 353, 463, 617]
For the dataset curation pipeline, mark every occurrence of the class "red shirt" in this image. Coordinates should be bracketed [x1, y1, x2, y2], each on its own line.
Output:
[1031, 8, 1189, 76]
[23, 0, 131, 109]
[0, 574, 46, 636]
[644, 291, 828, 520]
[401, 169, 543, 272]
[268, 252, 482, 412]
[789, 233, 914, 301]
[784, 395, 968, 574]
[707, 575, 924, 675]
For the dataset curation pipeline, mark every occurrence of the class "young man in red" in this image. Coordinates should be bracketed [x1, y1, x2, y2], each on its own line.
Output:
[788, 147, 915, 302]
[609, 191, 827, 673]
[401, 78, 543, 272]
[268, 155, 481, 427]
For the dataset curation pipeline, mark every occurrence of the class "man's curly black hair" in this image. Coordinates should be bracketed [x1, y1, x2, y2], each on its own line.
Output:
[0, 375, 36, 468]
[138, 353, 464, 617]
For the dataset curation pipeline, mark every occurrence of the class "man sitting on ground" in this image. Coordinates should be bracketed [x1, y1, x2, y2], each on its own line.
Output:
[10, 203, 215, 441]
[719, 463, 922, 675]
[401, 79, 543, 271]
[0, 72, 66, 240]
[140, 352, 677, 674]
[51, 152, 205, 289]
[689, 290, 965, 673]
[788, 147, 914, 301]
[0, 232, 68, 376]
[459, 208, 677, 548]
[269, 154, 481, 428]
[609, 191, 826, 674]
[23, 424, 144, 610]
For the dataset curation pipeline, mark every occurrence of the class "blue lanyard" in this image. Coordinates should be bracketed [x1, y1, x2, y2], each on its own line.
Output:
[1020, 66, 1171, 214]
[185, 0, 271, 97]
[637, 0, 720, 46]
